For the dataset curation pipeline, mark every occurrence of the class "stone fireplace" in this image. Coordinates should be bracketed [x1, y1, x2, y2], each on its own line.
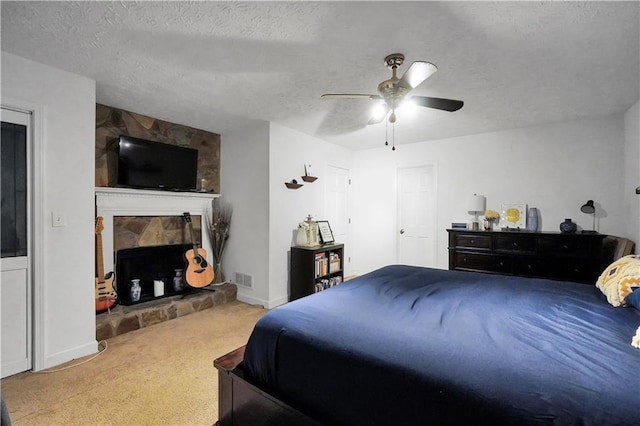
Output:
[94, 187, 235, 340]
[96, 187, 220, 272]
[95, 187, 219, 280]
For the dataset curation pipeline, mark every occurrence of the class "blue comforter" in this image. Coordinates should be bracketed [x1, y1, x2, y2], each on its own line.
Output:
[244, 265, 640, 425]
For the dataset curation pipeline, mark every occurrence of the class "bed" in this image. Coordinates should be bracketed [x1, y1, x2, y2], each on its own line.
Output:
[214, 264, 640, 425]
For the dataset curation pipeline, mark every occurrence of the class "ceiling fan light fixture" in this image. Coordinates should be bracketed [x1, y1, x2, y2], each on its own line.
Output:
[399, 99, 420, 115]
[371, 103, 387, 121]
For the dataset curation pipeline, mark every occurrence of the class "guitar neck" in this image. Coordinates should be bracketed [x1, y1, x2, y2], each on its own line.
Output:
[96, 233, 106, 279]
[186, 221, 199, 252]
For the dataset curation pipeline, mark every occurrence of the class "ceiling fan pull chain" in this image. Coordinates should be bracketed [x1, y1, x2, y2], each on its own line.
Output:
[392, 122, 396, 151]
[385, 119, 389, 146]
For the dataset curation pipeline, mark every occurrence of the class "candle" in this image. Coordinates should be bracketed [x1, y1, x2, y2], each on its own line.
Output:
[153, 280, 165, 297]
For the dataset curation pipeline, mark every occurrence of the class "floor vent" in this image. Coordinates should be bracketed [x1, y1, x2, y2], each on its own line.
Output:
[234, 272, 254, 288]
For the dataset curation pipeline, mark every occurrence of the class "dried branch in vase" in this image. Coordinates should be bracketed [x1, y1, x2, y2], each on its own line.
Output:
[206, 198, 232, 283]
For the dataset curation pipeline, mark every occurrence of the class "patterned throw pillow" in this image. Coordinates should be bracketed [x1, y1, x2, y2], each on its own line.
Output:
[595, 255, 640, 307]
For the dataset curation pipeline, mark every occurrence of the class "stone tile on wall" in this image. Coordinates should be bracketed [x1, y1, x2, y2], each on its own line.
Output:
[95, 104, 220, 192]
[139, 218, 169, 246]
[113, 216, 202, 250]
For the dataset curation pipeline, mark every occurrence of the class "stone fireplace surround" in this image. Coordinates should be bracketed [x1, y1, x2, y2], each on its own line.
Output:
[95, 187, 220, 279]
[95, 187, 229, 340]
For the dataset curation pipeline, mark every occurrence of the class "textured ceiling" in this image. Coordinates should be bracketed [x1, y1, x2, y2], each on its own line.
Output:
[1, 1, 639, 150]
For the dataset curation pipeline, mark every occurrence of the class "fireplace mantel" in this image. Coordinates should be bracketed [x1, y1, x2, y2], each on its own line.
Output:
[95, 187, 220, 277]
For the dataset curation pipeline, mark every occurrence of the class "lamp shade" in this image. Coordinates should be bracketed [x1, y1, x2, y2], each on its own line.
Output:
[468, 194, 486, 214]
[580, 200, 595, 214]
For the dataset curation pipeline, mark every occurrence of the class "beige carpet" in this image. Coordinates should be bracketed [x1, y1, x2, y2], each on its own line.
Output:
[0, 301, 266, 425]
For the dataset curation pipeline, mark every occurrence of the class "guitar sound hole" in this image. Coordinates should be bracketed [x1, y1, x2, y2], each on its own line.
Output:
[193, 256, 208, 268]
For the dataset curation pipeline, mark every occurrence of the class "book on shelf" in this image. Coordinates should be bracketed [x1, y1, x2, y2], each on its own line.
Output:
[314, 276, 343, 293]
[314, 252, 329, 278]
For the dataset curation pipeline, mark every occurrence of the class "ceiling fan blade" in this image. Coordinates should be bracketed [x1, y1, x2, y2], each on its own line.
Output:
[321, 94, 381, 100]
[410, 96, 464, 112]
[397, 62, 438, 91]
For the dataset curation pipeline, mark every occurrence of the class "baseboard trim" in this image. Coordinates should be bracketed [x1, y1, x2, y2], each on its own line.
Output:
[236, 293, 288, 310]
[42, 340, 98, 371]
[265, 295, 288, 309]
[236, 293, 268, 308]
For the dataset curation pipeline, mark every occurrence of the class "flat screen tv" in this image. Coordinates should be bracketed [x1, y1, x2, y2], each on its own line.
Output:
[113, 135, 198, 191]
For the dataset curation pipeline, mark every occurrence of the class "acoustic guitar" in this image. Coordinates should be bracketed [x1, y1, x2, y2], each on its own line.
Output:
[183, 212, 215, 288]
[95, 216, 117, 313]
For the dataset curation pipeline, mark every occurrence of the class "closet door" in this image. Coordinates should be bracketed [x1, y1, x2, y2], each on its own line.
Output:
[397, 164, 437, 267]
[1, 107, 32, 378]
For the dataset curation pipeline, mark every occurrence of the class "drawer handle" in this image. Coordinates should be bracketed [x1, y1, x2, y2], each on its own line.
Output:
[513, 242, 518, 247]
[470, 239, 475, 244]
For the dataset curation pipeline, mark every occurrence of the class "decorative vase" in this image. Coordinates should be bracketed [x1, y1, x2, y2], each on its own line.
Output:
[483, 220, 493, 231]
[214, 262, 225, 284]
[173, 269, 184, 292]
[559, 218, 577, 234]
[527, 207, 539, 232]
[130, 279, 141, 302]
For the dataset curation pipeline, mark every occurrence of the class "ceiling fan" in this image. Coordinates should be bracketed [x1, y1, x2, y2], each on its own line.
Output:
[321, 53, 463, 125]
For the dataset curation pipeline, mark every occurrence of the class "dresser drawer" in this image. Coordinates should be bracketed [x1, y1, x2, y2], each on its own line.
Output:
[538, 236, 592, 256]
[447, 229, 607, 284]
[454, 234, 492, 249]
[453, 252, 513, 274]
[515, 256, 546, 277]
[553, 259, 597, 283]
[495, 236, 536, 252]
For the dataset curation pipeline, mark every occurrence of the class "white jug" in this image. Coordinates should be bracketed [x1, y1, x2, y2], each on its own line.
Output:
[296, 215, 320, 247]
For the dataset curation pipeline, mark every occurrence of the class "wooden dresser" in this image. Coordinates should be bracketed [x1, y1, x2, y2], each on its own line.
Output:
[447, 229, 611, 284]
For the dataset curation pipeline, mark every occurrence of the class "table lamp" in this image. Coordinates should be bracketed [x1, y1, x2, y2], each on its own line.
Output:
[580, 200, 596, 233]
[468, 194, 486, 231]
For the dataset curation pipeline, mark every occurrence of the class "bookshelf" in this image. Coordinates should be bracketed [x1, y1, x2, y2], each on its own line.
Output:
[290, 243, 344, 301]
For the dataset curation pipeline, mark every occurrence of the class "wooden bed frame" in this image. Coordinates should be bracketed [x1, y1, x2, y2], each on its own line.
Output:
[214, 345, 322, 426]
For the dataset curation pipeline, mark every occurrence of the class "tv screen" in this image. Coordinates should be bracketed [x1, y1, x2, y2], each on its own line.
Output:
[115, 135, 198, 191]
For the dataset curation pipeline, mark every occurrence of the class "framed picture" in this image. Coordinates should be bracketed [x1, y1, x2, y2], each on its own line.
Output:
[500, 203, 527, 229]
[317, 220, 335, 244]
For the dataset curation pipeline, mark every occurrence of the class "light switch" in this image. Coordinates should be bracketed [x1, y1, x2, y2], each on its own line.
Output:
[52, 212, 66, 227]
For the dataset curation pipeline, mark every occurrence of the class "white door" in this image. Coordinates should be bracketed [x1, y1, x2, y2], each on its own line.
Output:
[1, 108, 32, 378]
[397, 165, 437, 267]
[325, 165, 351, 276]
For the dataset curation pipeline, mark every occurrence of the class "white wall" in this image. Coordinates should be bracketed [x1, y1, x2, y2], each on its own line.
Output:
[1, 52, 97, 368]
[220, 121, 271, 307]
[624, 100, 640, 246]
[352, 115, 627, 275]
[268, 123, 353, 307]
[221, 122, 353, 308]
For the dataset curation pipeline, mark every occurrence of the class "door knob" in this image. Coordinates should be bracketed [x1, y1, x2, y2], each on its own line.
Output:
[400, 229, 405, 234]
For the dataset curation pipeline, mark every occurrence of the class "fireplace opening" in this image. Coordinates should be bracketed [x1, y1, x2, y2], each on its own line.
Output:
[116, 244, 193, 305]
